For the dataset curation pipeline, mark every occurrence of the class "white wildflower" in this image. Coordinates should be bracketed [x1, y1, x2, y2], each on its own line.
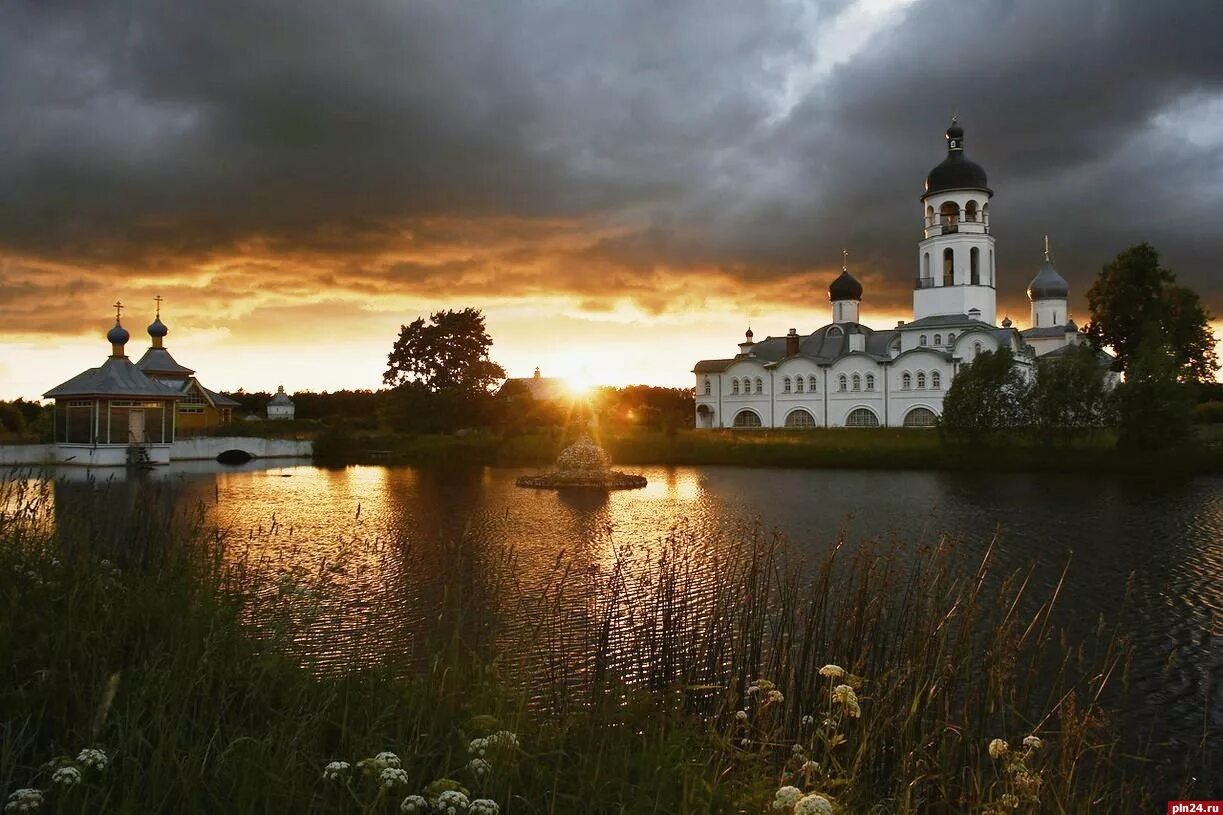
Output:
[380, 768, 410, 789]
[734, 710, 749, 723]
[322, 761, 350, 782]
[772, 785, 804, 810]
[791, 743, 805, 756]
[3, 789, 43, 812]
[1022, 735, 1043, 751]
[468, 737, 489, 757]
[747, 678, 776, 696]
[51, 767, 81, 787]
[375, 751, 402, 769]
[800, 759, 820, 775]
[469, 800, 500, 815]
[400, 794, 429, 813]
[988, 738, 1009, 760]
[831, 684, 857, 706]
[468, 758, 492, 779]
[436, 789, 470, 815]
[801, 714, 815, 727]
[488, 731, 518, 749]
[739, 737, 751, 748]
[794, 793, 834, 815]
[1000, 792, 1020, 809]
[764, 689, 785, 705]
[818, 664, 845, 679]
[76, 748, 108, 771]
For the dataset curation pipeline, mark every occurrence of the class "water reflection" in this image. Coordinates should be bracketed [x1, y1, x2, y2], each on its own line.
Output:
[35, 461, 1222, 781]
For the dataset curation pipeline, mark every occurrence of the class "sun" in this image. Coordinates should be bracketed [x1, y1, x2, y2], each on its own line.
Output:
[560, 366, 599, 399]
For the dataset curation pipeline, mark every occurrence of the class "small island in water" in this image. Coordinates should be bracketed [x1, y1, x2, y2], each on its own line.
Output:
[515, 435, 647, 490]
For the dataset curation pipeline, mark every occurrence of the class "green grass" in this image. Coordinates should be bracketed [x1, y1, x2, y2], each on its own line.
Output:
[0, 473, 1190, 812]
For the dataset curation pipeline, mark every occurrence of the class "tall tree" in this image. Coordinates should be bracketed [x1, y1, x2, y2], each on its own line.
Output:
[1084, 243, 1218, 382]
[383, 309, 506, 394]
[940, 347, 1031, 440]
[1113, 325, 1194, 450]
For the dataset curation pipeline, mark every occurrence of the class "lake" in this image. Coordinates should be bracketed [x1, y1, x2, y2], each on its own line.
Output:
[39, 459, 1222, 787]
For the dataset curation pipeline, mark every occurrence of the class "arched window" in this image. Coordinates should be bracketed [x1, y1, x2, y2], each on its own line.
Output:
[755, 377, 763, 393]
[809, 376, 818, 392]
[939, 201, 960, 227]
[783, 376, 792, 393]
[919, 334, 927, 346]
[917, 371, 927, 389]
[852, 374, 861, 391]
[795, 376, 804, 393]
[922, 252, 930, 282]
[943, 248, 954, 286]
[931, 371, 941, 389]
[989, 249, 994, 285]
[934, 334, 942, 346]
[902, 372, 912, 389]
[970, 247, 980, 285]
[973, 341, 983, 356]
[733, 410, 762, 428]
[838, 374, 848, 392]
[865, 374, 875, 391]
[704, 378, 711, 395]
[784, 408, 817, 429]
[948, 332, 956, 343]
[925, 205, 935, 226]
[982, 202, 990, 225]
[732, 378, 740, 395]
[845, 408, 880, 428]
[903, 407, 938, 428]
[743, 378, 751, 394]
[965, 200, 978, 222]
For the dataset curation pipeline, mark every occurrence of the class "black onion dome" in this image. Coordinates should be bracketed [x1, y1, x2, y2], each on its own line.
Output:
[1027, 261, 1069, 300]
[828, 270, 863, 302]
[924, 121, 990, 195]
[147, 316, 168, 338]
[107, 323, 130, 345]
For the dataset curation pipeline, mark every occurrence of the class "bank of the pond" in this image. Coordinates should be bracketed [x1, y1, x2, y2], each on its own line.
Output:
[313, 426, 1223, 475]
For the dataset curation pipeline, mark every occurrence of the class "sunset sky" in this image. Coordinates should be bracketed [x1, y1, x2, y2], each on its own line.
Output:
[2, 0, 1222, 400]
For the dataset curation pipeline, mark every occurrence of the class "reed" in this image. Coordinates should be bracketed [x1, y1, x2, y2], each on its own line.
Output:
[0, 473, 1157, 813]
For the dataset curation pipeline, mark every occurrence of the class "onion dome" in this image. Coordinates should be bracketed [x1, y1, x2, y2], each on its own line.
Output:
[147, 316, 168, 338]
[1027, 240, 1070, 301]
[1001, 316, 1013, 328]
[106, 322, 130, 345]
[924, 119, 990, 195]
[828, 269, 863, 302]
[745, 327, 754, 341]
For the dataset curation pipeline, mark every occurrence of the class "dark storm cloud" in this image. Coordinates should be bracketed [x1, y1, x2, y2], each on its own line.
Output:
[1, 0, 1222, 331]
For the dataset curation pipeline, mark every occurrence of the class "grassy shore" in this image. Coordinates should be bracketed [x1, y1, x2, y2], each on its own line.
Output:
[0, 473, 1190, 812]
[309, 425, 1223, 474]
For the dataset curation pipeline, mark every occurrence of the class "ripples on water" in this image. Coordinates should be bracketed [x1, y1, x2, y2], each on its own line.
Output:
[42, 461, 1222, 787]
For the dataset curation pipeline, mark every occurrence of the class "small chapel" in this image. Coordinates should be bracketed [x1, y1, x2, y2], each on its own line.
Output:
[43, 299, 239, 464]
[693, 120, 1101, 430]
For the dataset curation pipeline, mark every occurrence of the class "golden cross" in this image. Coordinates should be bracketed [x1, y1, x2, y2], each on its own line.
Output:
[1043, 235, 1050, 261]
[153, 295, 163, 317]
[113, 300, 123, 322]
[842, 248, 849, 271]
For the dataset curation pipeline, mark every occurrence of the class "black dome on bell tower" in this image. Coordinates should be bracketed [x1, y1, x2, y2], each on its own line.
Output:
[924, 119, 990, 196]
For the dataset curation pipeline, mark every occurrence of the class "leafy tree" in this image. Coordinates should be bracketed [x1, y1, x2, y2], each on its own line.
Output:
[940, 347, 1031, 440]
[1027, 343, 1115, 443]
[1113, 326, 1195, 450]
[1084, 243, 1218, 382]
[383, 309, 506, 394]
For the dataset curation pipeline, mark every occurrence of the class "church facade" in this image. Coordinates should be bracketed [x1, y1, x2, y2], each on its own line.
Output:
[693, 121, 1089, 430]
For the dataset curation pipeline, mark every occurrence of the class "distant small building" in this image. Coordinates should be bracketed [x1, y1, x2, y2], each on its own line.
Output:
[133, 299, 239, 435]
[497, 367, 570, 401]
[43, 306, 182, 465]
[267, 386, 296, 420]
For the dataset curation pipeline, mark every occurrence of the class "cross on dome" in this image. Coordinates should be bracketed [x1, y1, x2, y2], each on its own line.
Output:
[113, 300, 124, 322]
[154, 294, 163, 317]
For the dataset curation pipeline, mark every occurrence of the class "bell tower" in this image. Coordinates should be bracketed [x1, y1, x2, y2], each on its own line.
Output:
[914, 119, 997, 323]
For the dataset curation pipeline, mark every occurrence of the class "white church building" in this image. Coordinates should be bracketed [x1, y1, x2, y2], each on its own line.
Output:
[693, 120, 1088, 429]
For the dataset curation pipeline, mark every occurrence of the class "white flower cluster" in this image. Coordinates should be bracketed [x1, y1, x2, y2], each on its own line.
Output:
[468, 730, 517, 758]
[435, 789, 470, 815]
[322, 761, 350, 782]
[50, 768, 80, 787]
[772, 785, 803, 810]
[3, 789, 43, 813]
[375, 751, 403, 769]
[988, 738, 1009, 760]
[818, 664, 845, 679]
[380, 768, 410, 790]
[76, 749, 108, 771]
[831, 684, 861, 718]
[469, 799, 500, 815]
[400, 794, 429, 813]
[467, 758, 492, 779]
[794, 793, 834, 815]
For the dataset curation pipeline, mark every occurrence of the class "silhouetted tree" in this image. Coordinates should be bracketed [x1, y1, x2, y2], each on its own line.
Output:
[1114, 326, 1194, 450]
[940, 347, 1031, 440]
[1084, 243, 1217, 382]
[1027, 344, 1115, 443]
